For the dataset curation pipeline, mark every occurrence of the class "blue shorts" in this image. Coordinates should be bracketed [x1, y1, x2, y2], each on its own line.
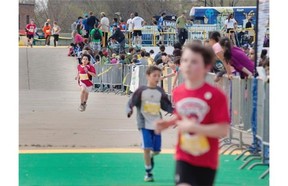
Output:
[140, 128, 161, 152]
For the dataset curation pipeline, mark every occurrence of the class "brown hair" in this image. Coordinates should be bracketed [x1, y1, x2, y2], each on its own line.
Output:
[183, 42, 215, 66]
[146, 66, 162, 75]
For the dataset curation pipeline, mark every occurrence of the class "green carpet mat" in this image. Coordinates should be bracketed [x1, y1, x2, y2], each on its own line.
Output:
[19, 153, 269, 186]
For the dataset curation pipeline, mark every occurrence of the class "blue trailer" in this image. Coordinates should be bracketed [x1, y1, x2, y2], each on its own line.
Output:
[190, 6, 256, 30]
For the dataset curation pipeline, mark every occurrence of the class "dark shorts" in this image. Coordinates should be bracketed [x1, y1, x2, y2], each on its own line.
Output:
[53, 34, 59, 41]
[27, 34, 34, 39]
[133, 30, 142, 37]
[175, 160, 216, 186]
[227, 28, 235, 33]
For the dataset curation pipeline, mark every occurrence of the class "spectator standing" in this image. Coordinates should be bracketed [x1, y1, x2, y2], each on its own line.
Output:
[25, 19, 37, 47]
[100, 12, 110, 48]
[224, 14, 237, 45]
[126, 13, 135, 45]
[139, 51, 148, 65]
[176, 12, 188, 46]
[132, 12, 145, 46]
[157, 13, 166, 46]
[154, 45, 166, 62]
[87, 11, 100, 34]
[52, 21, 61, 47]
[82, 14, 89, 38]
[42, 22, 51, 46]
[90, 23, 103, 54]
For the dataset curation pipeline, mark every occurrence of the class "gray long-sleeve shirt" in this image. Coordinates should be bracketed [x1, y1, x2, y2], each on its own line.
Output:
[126, 86, 173, 130]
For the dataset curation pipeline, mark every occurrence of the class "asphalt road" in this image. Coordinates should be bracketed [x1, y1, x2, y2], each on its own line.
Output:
[19, 47, 178, 150]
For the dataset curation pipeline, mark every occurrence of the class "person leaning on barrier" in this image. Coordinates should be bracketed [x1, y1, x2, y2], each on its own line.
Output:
[161, 56, 181, 90]
[109, 25, 126, 54]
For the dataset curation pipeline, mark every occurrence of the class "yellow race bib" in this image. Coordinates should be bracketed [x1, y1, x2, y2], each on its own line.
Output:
[79, 74, 89, 80]
[180, 133, 210, 156]
[143, 102, 160, 115]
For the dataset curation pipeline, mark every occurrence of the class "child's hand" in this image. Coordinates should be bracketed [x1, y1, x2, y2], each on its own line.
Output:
[176, 117, 198, 133]
[127, 110, 133, 118]
[155, 119, 170, 134]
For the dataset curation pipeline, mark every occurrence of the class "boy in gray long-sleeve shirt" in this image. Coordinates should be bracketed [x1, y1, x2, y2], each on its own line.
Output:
[126, 66, 173, 182]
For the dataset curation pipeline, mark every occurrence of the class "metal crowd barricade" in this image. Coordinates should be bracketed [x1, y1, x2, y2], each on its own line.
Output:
[187, 30, 207, 42]
[138, 65, 148, 86]
[122, 64, 132, 95]
[93, 63, 104, 92]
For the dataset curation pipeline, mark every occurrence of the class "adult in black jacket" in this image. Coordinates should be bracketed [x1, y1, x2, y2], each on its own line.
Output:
[109, 25, 126, 54]
[87, 11, 100, 33]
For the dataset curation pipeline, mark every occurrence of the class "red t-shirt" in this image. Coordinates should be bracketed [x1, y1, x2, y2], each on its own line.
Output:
[173, 82, 230, 170]
[77, 64, 96, 87]
[26, 24, 36, 35]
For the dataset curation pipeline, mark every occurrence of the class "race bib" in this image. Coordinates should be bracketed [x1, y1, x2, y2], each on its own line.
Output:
[79, 73, 89, 80]
[143, 101, 160, 115]
[46, 30, 50, 33]
[180, 133, 210, 156]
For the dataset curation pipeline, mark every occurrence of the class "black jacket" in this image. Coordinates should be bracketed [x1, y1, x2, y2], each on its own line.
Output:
[109, 28, 125, 43]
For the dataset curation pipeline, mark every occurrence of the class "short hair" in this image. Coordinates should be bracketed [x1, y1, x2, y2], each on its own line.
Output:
[82, 54, 91, 61]
[183, 42, 215, 67]
[146, 66, 162, 75]
[128, 47, 134, 53]
[134, 12, 138, 16]
[161, 12, 166, 16]
[160, 45, 165, 52]
[156, 58, 163, 65]
[161, 52, 167, 56]
[53, 21, 57, 25]
[173, 42, 182, 50]
[191, 40, 202, 45]
[209, 31, 221, 42]
[113, 18, 118, 22]
[45, 22, 49, 26]
[78, 16, 83, 20]
[145, 52, 150, 57]
[149, 50, 154, 54]
[120, 54, 125, 60]
[141, 51, 145, 57]
[173, 49, 182, 57]
[89, 11, 93, 15]
[173, 56, 181, 65]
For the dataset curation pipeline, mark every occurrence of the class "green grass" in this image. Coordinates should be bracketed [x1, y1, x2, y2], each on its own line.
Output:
[19, 153, 269, 186]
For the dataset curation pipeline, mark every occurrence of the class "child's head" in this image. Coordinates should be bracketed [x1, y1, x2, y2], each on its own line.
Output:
[120, 54, 125, 60]
[112, 53, 117, 58]
[145, 52, 150, 57]
[160, 45, 165, 52]
[45, 22, 49, 27]
[180, 43, 214, 82]
[149, 50, 154, 55]
[81, 54, 91, 65]
[191, 39, 202, 45]
[129, 47, 135, 54]
[141, 51, 146, 58]
[173, 42, 182, 50]
[209, 31, 221, 46]
[173, 48, 182, 57]
[146, 66, 162, 87]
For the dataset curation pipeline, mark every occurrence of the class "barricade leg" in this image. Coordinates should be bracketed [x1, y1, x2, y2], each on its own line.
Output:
[259, 168, 269, 179]
[235, 149, 251, 160]
[239, 157, 261, 170]
[248, 161, 269, 170]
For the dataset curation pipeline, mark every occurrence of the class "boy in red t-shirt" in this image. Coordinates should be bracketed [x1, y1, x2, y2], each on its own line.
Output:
[155, 43, 230, 186]
[75, 54, 96, 112]
[26, 20, 37, 48]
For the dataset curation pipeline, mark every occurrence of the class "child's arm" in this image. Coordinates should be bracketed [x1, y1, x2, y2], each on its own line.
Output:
[155, 115, 178, 134]
[176, 117, 229, 138]
[172, 72, 179, 89]
[160, 88, 173, 114]
[161, 72, 175, 80]
[126, 87, 143, 118]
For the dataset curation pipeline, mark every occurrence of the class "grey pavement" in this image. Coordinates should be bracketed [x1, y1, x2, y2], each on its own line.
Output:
[19, 47, 178, 150]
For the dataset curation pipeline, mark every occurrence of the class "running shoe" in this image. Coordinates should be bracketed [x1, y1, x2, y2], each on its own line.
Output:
[144, 173, 154, 182]
[78, 104, 85, 112]
[83, 103, 87, 111]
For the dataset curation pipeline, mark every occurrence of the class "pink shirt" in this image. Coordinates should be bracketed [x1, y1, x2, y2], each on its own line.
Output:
[74, 33, 83, 44]
[212, 43, 223, 54]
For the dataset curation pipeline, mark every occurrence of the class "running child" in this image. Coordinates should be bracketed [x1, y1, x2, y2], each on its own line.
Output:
[75, 54, 96, 112]
[155, 43, 230, 186]
[126, 66, 173, 182]
[25, 20, 37, 48]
